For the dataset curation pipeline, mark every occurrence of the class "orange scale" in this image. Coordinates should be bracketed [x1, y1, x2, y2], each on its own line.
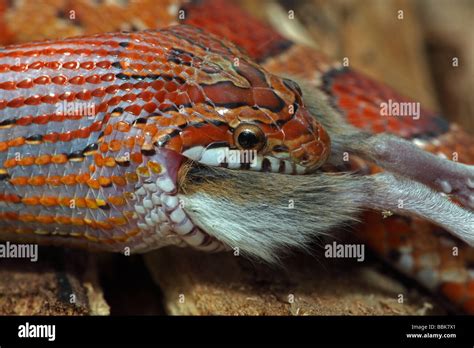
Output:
[9, 177, 27, 186]
[122, 93, 138, 102]
[76, 173, 90, 184]
[58, 197, 71, 206]
[124, 137, 136, 148]
[111, 234, 130, 243]
[5, 194, 21, 203]
[108, 216, 127, 226]
[19, 214, 35, 223]
[125, 173, 138, 183]
[10, 64, 27, 72]
[85, 198, 98, 209]
[151, 80, 165, 91]
[43, 133, 59, 143]
[76, 90, 93, 100]
[18, 156, 35, 166]
[139, 91, 154, 102]
[134, 81, 150, 90]
[173, 66, 184, 75]
[111, 176, 127, 186]
[101, 73, 115, 82]
[94, 154, 104, 167]
[28, 62, 44, 69]
[16, 115, 34, 126]
[126, 228, 141, 238]
[95, 103, 108, 114]
[124, 105, 142, 116]
[46, 176, 62, 186]
[7, 97, 26, 108]
[45, 61, 60, 70]
[84, 233, 99, 242]
[39, 196, 58, 206]
[115, 121, 131, 132]
[105, 85, 120, 94]
[36, 215, 55, 224]
[69, 76, 86, 85]
[143, 102, 157, 113]
[96, 221, 114, 230]
[134, 135, 145, 146]
[42, 95, 59, 104]
[108, 196, 126, 206]
[104, 157, 116, 167]
[154, 90, 166, 102]
[49, 114, 64, 122]
[109, 140, 122, 152]
[99, 143, 109, 152]
[7, 137, 23, 148]
[79, 61, 95, 70]
[58, 132, 73, 142]
[108, 96, 122, 106]
[61, 174, 77, 185]
[164, 91, 178, 103]
[28, 175, 46, 186]
[98, 176, 112, 187]
[22, 197, 40, 205]
[0, 81, 16, 90]
[55, 216, 72, 225]
[165, 81, 179, 93]
[130, 152, 143, 164]
[87, 179, 101, 190]
[96, 61, 111, 69]
[3, 158, 17, 168]
[69, 217, 84, 226]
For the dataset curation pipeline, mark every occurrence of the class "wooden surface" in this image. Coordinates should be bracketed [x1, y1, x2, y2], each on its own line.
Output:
[145, 248, 443, 315]
[0, 248, 109, 315]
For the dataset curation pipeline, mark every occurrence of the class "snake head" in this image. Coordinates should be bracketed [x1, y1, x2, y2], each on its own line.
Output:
[222, 75, 332, 174]
[150, 25, 331, 174]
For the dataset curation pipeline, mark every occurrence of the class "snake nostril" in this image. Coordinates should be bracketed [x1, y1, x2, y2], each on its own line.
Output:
[300, 153, 310, 163]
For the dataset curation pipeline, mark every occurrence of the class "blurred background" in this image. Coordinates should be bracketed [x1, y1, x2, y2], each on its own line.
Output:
[240, 0, 474, 134]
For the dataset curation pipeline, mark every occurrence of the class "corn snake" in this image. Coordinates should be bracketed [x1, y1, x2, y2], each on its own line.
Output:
[0, 0, 473, 314]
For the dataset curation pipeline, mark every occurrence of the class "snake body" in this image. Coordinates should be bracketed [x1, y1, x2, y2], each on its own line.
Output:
[0, 0, 473, 313]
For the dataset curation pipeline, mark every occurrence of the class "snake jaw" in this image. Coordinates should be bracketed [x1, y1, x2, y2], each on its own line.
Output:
[181, 144, 308, 174]
[130, 148, 224, 252]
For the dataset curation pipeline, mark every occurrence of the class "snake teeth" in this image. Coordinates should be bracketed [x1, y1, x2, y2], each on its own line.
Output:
[182, 146, 205, 161]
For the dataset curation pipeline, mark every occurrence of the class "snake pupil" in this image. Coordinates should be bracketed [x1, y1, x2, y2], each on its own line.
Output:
[238, 130, 259, 149]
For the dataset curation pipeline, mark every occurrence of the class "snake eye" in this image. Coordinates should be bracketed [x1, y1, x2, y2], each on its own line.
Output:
[234, 124, 266, 151]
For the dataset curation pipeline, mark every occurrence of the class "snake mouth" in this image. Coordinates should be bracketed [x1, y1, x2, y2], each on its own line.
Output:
[132, 149, 225, 252]
[182, 146, 307, 174]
